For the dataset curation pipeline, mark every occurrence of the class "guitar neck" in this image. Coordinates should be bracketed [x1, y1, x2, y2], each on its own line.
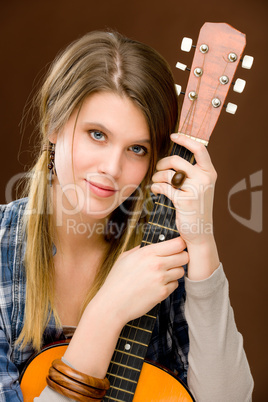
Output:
[105, 145, 194, 401]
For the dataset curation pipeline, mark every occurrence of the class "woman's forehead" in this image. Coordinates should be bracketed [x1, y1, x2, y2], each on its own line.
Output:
[77, 92, 151, 142]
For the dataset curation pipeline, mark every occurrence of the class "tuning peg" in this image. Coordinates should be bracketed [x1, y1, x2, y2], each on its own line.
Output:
[176, 62, 189, 71]
[233, 78, 246, 93]
[225, 102, 237, 114]
[175, 84, 182, 96]
[181, 37, 193, 52]
[241, 55, 254, 69]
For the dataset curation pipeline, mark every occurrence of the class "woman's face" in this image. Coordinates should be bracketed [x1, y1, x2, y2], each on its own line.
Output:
[52, 92, 151, 221]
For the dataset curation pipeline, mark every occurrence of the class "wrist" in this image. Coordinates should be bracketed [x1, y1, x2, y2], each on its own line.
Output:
[85, 290, 126, 333]
[186, 235, 220, 281]
[64, 294, 124, 378]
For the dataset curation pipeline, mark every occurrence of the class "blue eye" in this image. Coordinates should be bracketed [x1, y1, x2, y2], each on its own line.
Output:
[130, 145, 148, 156]
[89, 130, 105, 141]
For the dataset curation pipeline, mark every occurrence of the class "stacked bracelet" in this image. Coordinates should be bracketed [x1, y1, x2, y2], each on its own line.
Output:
[46, 359, 110, 401]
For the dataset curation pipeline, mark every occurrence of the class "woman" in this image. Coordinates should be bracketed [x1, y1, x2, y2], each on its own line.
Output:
[0, 31, 253, 401]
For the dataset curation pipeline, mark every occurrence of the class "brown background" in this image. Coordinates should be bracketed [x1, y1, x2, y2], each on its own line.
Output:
[1, 0, 267, 400]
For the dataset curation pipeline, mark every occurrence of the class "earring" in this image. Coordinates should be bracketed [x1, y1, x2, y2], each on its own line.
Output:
[47, 143, 55, 187]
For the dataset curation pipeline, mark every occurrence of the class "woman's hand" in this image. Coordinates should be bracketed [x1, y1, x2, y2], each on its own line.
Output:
[151, 133, 220, 280]
[151, 133, 217, 246]
[96, 236, 188, 326]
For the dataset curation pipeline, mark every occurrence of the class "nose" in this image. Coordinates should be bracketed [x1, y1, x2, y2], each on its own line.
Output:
[97, 147, 123, 179]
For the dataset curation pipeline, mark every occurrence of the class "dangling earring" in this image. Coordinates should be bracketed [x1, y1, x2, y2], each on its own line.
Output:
[47, 142, 55, 187]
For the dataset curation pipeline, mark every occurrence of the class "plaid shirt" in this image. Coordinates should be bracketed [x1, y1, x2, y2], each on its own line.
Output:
[0, 198, 189, 401]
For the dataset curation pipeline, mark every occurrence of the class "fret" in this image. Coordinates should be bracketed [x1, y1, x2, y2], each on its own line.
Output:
[109, 378, 137, 396]
[110, 385, 135, 395]
[110, 353, 144, 372]
[120, 325, 151, 346]
[106, 388, 133, 402]
[118, 336, 147, 347]
[131, 314, 156, 329]
[143, 225, 178, 244]
[107, 363, 141, 383]
[107, 376, 137, 395]
[148, 221, 179, 233]
[147, 305, 159, 316]
[144, 313, 157, 319]
[104, 396, 124, 402]
[155, 201, 176, 210]
[125, 323, 152, 333]
[141, 239, 152, 245]
[114, 348, 144, 360]
[116, 338, 148, 357]
[110, 361, 141, 372]
[106, 372, 138, 384]
[158, 193, 176, 207]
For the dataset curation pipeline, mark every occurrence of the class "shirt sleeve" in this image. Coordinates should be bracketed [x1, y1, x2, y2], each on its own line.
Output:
[34, 387, 75, 402]
[34, 357, 76, 402]
[184, 263, 254, 402]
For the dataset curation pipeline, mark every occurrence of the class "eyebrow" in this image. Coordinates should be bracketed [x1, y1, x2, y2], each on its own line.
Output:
[83, 122, 151, 144]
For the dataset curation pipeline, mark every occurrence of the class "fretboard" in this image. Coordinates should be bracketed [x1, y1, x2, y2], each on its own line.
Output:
[104, 146, 193, 402]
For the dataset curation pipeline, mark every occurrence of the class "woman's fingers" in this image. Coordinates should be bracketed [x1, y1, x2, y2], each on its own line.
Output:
[165, 267, 185, 283]
[145, 235, 186, 256]
[170, 133, 214, 171]
[155, 154, 195, 179]
[152, 169, 190, 191]
[155, 133, 217, 181]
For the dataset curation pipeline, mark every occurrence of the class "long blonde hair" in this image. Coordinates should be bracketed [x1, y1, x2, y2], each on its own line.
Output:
[17, 31, 179, 351]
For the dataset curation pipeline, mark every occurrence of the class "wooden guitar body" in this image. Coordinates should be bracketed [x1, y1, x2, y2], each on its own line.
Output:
[20, 343, 195, 401]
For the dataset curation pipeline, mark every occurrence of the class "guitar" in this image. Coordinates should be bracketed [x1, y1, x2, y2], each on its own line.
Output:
[20, 22, 251, 401]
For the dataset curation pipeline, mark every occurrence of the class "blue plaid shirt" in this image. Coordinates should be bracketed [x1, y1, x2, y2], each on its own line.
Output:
[0, 198, 189, 401]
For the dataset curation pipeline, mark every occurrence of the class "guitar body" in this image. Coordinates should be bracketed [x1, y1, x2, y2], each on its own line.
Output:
[20, 343, 194, 401]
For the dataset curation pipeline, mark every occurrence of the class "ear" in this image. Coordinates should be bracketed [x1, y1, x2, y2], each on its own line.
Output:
[48, 132, 57, 144]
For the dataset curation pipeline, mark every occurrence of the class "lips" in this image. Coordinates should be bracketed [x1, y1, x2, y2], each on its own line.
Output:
[88, 180, 117, 191]
[85, 179, 118, 198]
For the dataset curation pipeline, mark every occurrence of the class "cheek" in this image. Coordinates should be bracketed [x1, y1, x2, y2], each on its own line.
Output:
[121, 161, 150, 199]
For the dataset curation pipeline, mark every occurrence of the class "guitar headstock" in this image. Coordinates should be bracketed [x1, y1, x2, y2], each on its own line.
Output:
[175, 22, 253, 144]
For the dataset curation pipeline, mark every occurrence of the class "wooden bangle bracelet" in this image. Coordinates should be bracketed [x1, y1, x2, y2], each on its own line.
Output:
[48, 367, 106, 398]
[52, 359, 110, 390]
[46, 376, 103, 401]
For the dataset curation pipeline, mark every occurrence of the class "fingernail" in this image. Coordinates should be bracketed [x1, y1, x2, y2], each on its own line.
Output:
[170, 133, 179, 139]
